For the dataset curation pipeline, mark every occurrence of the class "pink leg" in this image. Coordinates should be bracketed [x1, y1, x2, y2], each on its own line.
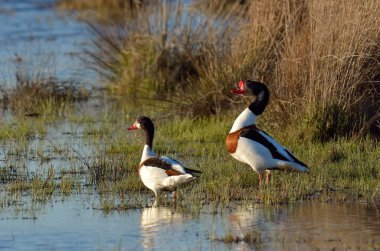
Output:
[266, 170, 271, 183]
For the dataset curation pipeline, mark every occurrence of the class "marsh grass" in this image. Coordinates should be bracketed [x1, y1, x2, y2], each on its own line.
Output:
[0, 117, 47, 141]
[5, 173, 79, 204]
[80, 115, 380, 210]
[0, 109, 378, 215]
[1, 101, 378, 213]
[0, 114, 84, 211]
[98, 193, 147, 213]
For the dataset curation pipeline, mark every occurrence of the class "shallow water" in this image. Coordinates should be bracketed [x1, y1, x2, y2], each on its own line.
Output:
[0, 0, 95, 87]
[1, 198, 380, 250]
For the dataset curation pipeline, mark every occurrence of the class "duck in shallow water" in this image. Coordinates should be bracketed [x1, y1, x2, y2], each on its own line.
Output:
[128, 116, 201, 198]
[226, 80, 308, 184]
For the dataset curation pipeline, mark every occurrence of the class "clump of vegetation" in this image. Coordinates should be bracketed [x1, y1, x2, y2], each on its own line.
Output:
[83, 1, 243, 115]
[0, 56, 89, 115]
[5, 173, 76, 202]
[216, 231, 263, 246]
[0, 118, 47, 141]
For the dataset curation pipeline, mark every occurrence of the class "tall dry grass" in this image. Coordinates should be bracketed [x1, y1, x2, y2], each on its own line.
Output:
[86, 1, 247, 112]
[86, 3, 228, 98]
[193, 0, 380, 139]
[86, 0, 380, 140]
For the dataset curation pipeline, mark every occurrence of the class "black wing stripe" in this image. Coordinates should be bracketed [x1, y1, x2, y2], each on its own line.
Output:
[141, 157, 202, 175]
[140, 157, 172, 170]
[240, 128, 291, 162]
[184, 167, 202, 175]
[284, 149, 308, 168]
[163, 157, 202, 175]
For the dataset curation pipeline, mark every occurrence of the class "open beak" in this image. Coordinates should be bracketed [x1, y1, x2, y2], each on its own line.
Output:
[230, 80, 246, 94]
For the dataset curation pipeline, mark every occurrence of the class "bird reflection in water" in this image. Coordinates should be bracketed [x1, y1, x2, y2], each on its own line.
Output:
[140, 207, 185, 249]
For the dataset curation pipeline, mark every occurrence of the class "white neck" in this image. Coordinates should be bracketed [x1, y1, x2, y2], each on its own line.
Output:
[140, 144, 156, 163]
[229, 108, 257, 133]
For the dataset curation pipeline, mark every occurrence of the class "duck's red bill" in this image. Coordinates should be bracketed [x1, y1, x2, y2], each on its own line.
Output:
[127, 125, 138, 130]
[230, 80, 246, 94]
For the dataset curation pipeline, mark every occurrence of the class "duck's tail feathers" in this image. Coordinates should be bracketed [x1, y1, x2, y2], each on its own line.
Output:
[275, 160, 308, 172]
[184, 167, 202, 177]
[163, 174, 196, 188]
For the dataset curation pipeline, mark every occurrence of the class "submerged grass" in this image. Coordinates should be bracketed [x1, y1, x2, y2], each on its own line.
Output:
[0, 117, 47, 141]
[5, 174, 78, 203]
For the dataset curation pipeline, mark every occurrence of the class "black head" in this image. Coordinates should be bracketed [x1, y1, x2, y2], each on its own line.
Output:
[245, 80, 269, 97]
[128, 116, 154, 132]
[127, 116, 155, 148]
[230, 80, 270, 115]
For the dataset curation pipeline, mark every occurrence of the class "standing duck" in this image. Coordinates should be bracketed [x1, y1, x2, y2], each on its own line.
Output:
[128, 116, 201, 197]
[226, 80, 308, 184]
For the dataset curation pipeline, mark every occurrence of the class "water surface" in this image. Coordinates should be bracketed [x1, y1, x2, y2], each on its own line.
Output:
[1, 199, 380, 250]
[0, 0, 95, 87]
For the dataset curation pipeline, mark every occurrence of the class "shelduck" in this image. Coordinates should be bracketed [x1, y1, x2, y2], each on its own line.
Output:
[226, 80, 308, 184]
[128, 116, 201, 197]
